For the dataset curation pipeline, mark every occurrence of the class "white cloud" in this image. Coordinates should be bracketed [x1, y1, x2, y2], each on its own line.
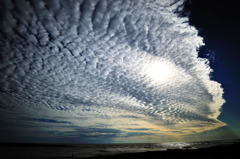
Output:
[0, 0, 225, 141]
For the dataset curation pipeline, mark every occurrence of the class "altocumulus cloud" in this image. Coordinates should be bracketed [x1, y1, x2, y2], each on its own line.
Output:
[0, 0, 225, 142]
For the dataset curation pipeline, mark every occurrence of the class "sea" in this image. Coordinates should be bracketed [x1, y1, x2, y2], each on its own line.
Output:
[1, 139, 239, 158]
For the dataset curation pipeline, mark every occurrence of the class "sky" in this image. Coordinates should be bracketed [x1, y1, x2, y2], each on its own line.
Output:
[0, 0, 239, 143]
[183, 0, 240, 141]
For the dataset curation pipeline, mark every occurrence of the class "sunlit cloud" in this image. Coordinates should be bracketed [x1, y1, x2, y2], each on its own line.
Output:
[0, 0, 225, 142]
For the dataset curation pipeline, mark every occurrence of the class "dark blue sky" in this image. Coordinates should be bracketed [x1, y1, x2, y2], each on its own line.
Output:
[185, 0, 240, 135]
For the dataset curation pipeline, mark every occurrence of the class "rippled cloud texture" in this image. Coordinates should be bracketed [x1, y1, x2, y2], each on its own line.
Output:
[0, 0, 225, 143]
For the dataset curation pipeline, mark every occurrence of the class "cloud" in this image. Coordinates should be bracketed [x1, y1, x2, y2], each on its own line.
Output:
[0, 0, 225, 142]
[24, 117, 72, 124]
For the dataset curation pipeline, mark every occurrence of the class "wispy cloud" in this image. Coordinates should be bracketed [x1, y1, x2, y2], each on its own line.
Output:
[24, 118, 72, 124]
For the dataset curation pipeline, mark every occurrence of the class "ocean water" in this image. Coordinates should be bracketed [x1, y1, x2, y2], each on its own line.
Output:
[1, 140, 239, 158]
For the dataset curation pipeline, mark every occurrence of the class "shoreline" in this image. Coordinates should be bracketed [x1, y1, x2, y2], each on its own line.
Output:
[1, 140, 239, 159]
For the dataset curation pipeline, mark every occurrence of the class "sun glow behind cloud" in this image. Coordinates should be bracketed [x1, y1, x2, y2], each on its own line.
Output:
[0, 0, 226, 143]
[146, 62, 173, 83]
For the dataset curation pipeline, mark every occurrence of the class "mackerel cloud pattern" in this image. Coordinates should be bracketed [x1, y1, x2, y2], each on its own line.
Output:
[0, 0, 225, 141]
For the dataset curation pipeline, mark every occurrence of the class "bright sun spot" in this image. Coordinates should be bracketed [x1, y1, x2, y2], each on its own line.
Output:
[142, 60, 175, 84]
[147, 62, 171, 81]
